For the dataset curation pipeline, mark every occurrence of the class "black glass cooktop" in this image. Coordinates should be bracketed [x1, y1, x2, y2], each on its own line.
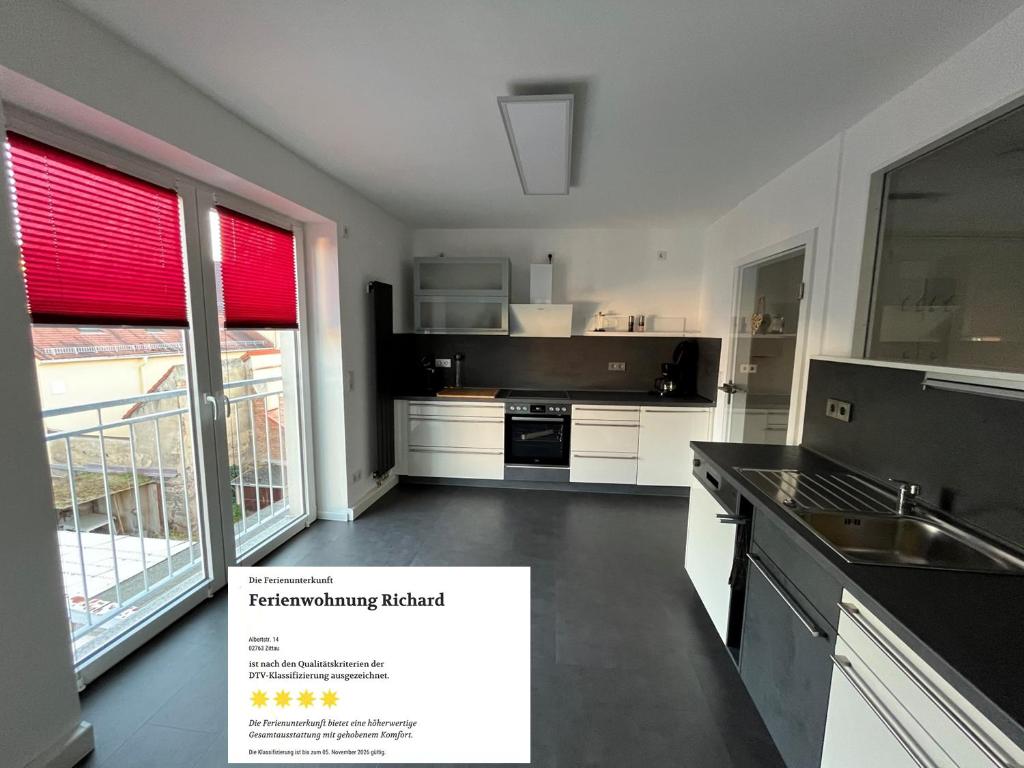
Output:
[500, 389, 570, 399]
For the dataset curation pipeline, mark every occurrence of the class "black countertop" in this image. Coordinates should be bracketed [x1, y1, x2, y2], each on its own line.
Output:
[395, 390, 715, 407]
[690, 441, 1024, 749]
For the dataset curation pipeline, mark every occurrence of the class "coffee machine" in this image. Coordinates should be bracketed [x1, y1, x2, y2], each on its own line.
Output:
[653, 340, 698, 397]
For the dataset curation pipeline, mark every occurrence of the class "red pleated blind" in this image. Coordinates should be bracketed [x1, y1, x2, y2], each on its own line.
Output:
[5, 132, 188, 327]
[216, 205, 297, 329]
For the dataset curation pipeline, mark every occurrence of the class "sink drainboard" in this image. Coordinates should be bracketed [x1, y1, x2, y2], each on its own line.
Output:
[738, 469, 894, 514]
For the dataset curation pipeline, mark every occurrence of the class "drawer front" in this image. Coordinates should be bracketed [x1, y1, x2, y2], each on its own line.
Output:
[571, 405, 640, 423]
[408, 401, 504, 420]
[408, 416, 503, 450]
[752, 509, 842, 629]
[406, 447, 504, 479]
[571, 422, 639, 454]
[838, 592, 1024, 768]
[570, 453, 638, 484]
[823, 637, 954, 768]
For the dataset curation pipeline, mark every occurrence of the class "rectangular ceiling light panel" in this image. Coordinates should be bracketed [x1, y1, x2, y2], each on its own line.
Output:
[498, 95, 574, 195]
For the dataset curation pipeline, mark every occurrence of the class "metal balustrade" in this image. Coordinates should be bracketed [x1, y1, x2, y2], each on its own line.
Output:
[43, 376, 294, 661]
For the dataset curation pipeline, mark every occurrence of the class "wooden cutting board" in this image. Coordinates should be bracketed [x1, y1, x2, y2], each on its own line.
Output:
[436, 387, 500, 399]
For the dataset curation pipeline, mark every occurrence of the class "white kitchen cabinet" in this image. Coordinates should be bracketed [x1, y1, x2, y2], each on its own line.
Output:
[399, 400, 504, 480]
[570, 405, 640, 485]
[683, 480, 737, 642]
[741, 408, 789, 445]
[824, 591, 1024, 768]
[407, 446, 504, 479]
[820, 639, 939, 768]
[636, 407, 712, 486]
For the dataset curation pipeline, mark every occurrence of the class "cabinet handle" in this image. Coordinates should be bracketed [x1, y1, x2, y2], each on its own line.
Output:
[410, 416, 503, 423]
[838, 603, 1014, 768]
[716, 513, 747, 526]
[408, 447, 503, 455]
[746, 554, 823, 638]
[572, 453, 638, 460]
[830, 654, 938, 768]
[574, 407, 639, 412]
[573, 421, 639, 427]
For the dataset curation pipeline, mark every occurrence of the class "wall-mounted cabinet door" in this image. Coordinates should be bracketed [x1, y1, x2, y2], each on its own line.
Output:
[415, 296, 509, 335]
[414, 257, 509, 296]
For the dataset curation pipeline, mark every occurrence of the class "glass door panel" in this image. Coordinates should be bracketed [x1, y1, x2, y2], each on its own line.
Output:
[208, 208, 307, 558]
[725, 248, 806, 445]
[39, 327, 209, 662]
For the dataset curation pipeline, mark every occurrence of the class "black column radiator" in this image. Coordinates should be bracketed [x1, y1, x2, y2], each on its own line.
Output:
[368, 281, 395, 478]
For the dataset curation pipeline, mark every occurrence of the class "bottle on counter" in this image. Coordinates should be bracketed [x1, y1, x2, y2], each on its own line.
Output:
[638, 315, 646, 332]
[628, 315, 635, 332]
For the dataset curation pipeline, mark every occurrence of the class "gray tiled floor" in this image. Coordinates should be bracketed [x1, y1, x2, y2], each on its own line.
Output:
[77, 484, 783, 768]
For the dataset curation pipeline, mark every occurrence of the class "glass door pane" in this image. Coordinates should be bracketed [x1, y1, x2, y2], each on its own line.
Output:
[725, 249, 805, 445]
[36, 327, 212, 663]
[208, 210, 306, 558]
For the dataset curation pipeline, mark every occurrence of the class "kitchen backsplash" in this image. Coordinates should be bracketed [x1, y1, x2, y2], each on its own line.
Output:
[802, 359, 1024, 549]
[393, 334, 721, 401]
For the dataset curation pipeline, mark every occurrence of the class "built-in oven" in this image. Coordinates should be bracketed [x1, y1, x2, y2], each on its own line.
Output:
[503, 401, 571, 478]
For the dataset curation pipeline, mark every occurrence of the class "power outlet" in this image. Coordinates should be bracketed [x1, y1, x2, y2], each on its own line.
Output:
[435, 358, 452, 368]
[826, 398, 852, 423]
[740, 363, 758, 374]
[608, 361, 626, 372]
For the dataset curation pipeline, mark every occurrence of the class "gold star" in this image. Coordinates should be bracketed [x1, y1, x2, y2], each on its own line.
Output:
[251, 690, 268, 708]
[297, 690, 315, 708]
[321, 689, 338, 708]
[274, 690, 291, 708]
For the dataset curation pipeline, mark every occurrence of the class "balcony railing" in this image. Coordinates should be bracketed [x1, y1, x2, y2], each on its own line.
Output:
[43, 375, 295, 662]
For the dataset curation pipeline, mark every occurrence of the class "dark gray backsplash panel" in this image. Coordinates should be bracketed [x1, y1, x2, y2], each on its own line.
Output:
[803, 359, 1024, 548]
[396, 334, 721, 401]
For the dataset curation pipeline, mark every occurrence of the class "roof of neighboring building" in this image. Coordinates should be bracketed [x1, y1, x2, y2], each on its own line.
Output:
[33, 326, 275, 361]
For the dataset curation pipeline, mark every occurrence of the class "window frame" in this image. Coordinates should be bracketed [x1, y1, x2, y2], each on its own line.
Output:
[2, 105, 317, 682]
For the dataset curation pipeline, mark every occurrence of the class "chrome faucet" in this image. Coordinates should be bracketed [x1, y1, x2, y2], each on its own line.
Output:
[889, 478, 921, 515]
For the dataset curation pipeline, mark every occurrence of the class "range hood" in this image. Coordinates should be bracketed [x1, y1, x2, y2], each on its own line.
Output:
[510, 258, 573, 337]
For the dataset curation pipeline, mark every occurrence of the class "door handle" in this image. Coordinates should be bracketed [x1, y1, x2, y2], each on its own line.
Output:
[719, 381, 740, 405]
[747, 553, 822, 637]
[205, 394, 219, 421]
[204, 393, 231, 421]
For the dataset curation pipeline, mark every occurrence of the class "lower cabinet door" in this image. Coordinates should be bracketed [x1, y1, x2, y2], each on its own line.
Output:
[636, 408, 711, 486]
[406, 447, 504, 479]
[739, 551, 833, 768]
[821, 643, 944, 768]
[569, 453, 638, 484]
[683, 480, 737, 642]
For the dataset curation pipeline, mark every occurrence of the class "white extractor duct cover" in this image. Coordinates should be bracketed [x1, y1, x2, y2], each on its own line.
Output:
[498, 94, 574, 195]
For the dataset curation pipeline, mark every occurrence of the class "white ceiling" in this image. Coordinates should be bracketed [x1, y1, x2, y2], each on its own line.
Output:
[69, 0, 1024, 229]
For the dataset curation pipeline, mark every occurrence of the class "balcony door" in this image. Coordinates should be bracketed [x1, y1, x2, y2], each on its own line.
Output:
[4, 113, 311, 681]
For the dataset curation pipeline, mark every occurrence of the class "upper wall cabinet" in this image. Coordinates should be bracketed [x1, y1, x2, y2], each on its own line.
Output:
[414, 257, 509, 334]
[414, 257, 509, 296]
[865, 102, 1024, 374]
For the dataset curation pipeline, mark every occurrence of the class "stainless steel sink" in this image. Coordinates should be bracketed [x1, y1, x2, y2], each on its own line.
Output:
[794, 511, 1024, 572]
[738, 468, 1024, 574]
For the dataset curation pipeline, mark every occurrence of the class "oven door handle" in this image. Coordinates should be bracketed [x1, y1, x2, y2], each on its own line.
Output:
[508, 416, 566, 422]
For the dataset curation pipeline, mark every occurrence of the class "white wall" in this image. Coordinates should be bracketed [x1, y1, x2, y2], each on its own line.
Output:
[413, 228, 704, 334]
[0, 99, 93, 768]
[0, 0, 411, 521]
[700, 5, 1024, 439]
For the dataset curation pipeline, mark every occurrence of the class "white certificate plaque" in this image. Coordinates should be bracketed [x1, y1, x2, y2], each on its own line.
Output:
[227, 566, 530, 764]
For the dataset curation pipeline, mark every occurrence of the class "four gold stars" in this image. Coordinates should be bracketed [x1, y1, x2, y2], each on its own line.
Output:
[251, 689, 339, 708]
